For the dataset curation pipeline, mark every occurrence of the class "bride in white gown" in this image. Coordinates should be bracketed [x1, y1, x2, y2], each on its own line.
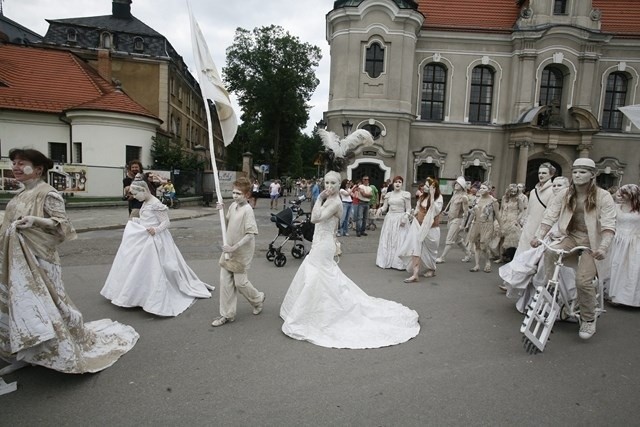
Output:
[280, 171, 420, 349]
[101, 177, 213, 316]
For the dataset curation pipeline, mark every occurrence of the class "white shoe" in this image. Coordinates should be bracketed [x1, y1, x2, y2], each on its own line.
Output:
[461, 255, 471, 263]
[435, 257, 445, 264]
[211, 316, 235, 327]
[253, 294, 265, 315]
[578, 321, 596, 339]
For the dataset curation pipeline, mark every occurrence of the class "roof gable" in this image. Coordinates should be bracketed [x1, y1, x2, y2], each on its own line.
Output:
[0, 44, 158, 120]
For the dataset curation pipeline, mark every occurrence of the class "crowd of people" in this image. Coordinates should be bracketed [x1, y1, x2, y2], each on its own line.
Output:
[2, 148, 638, 386]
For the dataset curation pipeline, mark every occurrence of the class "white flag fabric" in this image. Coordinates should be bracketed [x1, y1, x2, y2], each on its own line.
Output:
[619, 105, 640, 129]
[188, 4, 238, 146]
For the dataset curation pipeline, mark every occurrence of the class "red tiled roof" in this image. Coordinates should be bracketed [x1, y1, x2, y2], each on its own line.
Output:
[417, 0, 640, 36]
[417, 0, 520, 33]
[593, 0, 640, 36]
[0, 44, 159, 120]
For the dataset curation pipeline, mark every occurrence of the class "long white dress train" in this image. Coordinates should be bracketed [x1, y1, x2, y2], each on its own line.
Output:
[101, 200, 212, 316]
[280, 215, 420, 349]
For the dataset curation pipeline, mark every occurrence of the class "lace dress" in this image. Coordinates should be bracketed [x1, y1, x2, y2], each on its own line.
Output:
[375, 190, 411, 269]
[0, 180, 138, 373]
[280, 199, 420, 349]
[101, 199, 213, 316]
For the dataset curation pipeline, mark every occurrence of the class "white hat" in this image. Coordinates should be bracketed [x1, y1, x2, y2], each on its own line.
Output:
[572, 158, 596, 170]
[455, 176, 467, 190]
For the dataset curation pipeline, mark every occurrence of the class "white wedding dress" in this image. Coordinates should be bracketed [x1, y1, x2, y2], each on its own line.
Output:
[101, 200, 213, 316]
[280, 214, 420, 349]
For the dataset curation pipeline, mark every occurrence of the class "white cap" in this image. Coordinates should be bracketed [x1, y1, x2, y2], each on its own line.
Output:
[572, 158, 596, 170]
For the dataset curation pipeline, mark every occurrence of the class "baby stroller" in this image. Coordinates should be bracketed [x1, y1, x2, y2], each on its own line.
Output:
[266, 196, 314, 267]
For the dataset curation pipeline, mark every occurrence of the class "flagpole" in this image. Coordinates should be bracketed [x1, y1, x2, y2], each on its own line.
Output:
[188, 0, 239, 247]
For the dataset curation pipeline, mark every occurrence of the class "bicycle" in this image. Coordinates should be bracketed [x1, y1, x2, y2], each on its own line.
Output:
[160, 193, 181, 209]
[521, 239, 605, 354]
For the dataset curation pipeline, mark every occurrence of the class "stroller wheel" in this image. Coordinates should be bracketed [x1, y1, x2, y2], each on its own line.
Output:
[291, 244, 305, 259]
[274, 253, 287, 267]
[266, 248, 276, 261]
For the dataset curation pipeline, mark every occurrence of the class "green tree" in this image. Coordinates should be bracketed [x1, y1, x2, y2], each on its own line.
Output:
[151, 135, 204, 171]
[223, 25, 321, 177]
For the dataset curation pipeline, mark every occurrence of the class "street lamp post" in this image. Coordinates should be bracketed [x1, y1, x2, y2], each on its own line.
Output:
[342, 120, 353, 137]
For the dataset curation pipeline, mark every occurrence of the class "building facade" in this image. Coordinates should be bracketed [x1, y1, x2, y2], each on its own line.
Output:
[41, 0, 225, 169]
[325, 0, 640, 193]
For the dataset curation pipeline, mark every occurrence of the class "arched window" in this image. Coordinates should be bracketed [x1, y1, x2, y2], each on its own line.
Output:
[464, 166, 485, 184]
[66, 29, 77, 43]
[421, 64, 446, 121]
[540, 66, 564, 106]
[602, 72, 628, 131]
[100, 32, 112, 49]
[469, 66, 494, 124]
[361, 124, 382, 140]
[365, 42, 384, 78]
[133, 37, 144, 52]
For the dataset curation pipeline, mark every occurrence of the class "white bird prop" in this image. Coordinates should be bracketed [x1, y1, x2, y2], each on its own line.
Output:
[317, 128, 374, 158]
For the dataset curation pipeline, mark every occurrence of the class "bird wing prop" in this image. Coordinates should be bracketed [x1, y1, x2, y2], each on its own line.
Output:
[318, 128, 374, 158]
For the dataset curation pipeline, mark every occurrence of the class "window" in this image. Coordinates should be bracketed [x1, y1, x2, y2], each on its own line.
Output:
[73, 143, 83, 164]
[170, 78, 175, 95]
[540, 66, 564, 106]
[66, 29, 77, 43]
[365, 42, 384, 78]
[178, 86, 183, 101]
[469, 66, 494, 124]
[125, 146, 141, 164]
[421, 64, 447, 121]
[464, 166, 485, 184]
[596, 173, 616, 190]
[361, 124, 382, 140]
[100, 32, 112, 49]
[416, 164, 440, 182]
[133, 37, 144, 52]
[602, 72, 628, 131]
[176, 117, 182, 136]
[49, 143, 67, 163]
[553, 0, 567, 15]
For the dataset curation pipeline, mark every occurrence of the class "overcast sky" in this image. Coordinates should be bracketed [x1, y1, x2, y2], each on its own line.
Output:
[5, 0, 333, 134]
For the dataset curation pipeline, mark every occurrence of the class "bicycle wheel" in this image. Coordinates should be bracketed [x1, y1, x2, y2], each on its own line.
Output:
[173, 199, 181, 209]
[367, 221, 377, 231]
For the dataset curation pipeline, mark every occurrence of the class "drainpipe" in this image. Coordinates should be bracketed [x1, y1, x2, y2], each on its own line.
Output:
[59, 114, 72, 163]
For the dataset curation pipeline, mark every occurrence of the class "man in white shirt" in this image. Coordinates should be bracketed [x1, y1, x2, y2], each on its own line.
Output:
[269, 179, 281, 210]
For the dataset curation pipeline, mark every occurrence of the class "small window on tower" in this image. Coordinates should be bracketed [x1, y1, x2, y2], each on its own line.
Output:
[67, 29, 77, 43]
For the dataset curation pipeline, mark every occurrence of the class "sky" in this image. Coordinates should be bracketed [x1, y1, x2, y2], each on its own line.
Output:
[5, 0, 334, 134]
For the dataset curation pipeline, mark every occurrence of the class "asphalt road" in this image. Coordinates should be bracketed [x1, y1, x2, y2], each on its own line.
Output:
[2, 206, 640, 426]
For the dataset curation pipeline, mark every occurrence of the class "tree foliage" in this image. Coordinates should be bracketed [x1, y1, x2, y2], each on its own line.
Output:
[151, 134, 205, 171]
[223, 25, 321, 177]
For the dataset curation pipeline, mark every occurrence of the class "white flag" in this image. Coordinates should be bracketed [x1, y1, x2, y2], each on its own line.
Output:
[188, 3, 238, 146]
[619, 105, 640, 129]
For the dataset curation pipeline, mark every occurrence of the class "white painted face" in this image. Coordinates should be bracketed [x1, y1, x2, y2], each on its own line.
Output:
[324, 175, 340, 193]
[538, 167, 552, 184]
[614, 190, 625, 204]
[478, 184, 489, 195]
[552, 179, 569, 194]
[11, 159, 41, 182]
[232, 188, 247, 204]
[509, 185, 518, 195]
[517, 183, 525, 192]
[393, 179, 403, 190]
[130, 187, 147, 202]
[572, 168, 594, 186]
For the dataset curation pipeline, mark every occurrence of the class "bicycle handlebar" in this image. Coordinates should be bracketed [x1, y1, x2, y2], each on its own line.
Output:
[535, 238, 591, 255]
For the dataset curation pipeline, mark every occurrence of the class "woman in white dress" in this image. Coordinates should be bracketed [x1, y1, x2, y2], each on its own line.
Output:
[101, 176, 213, 317]
[607, 184, 640, 306]
[398, 177, 444, 281]
[374, 176, 412, 269]
[1, 148, 138, 375]
[280, 171, 420, 349]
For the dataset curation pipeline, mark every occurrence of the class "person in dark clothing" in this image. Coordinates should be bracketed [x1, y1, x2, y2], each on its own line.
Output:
[123, 160, 144, 216]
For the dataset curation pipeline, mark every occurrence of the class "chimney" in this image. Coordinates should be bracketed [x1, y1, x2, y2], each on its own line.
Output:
[112, 0, 132, 19]
[97, 49, 112, 82]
